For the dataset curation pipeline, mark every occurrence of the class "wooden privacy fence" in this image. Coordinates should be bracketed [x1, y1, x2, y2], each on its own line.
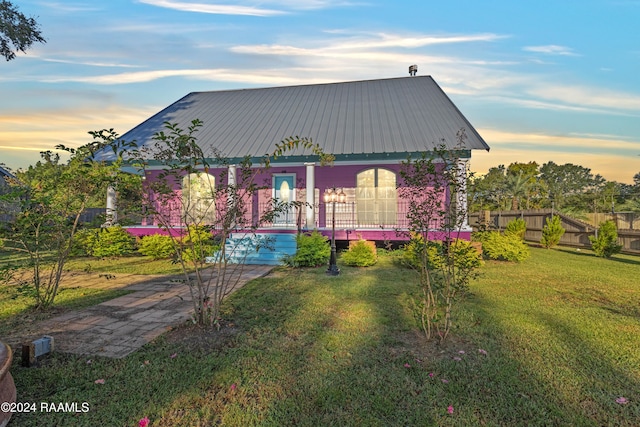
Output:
[469, 209, 640, 255]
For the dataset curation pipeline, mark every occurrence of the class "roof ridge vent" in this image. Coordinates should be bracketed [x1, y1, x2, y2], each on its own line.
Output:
[408, 64, 418, 76]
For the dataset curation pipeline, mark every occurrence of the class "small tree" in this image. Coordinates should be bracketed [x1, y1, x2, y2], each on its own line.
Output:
[540, 215, 565, 249]
[399, 129, 482, 342]
[589, 220, 622, 258]
[0, 143, 126, 308]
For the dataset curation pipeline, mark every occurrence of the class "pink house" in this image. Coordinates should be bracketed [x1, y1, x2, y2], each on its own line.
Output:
[98, 75, 489, 255]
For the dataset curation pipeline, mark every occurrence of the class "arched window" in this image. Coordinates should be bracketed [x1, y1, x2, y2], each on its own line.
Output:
[182, 172, 216, 225]
[356, 168, 397, 226]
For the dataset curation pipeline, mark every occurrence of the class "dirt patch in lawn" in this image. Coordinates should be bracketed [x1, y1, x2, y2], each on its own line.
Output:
[391, 329, 483, 362]
[163, 320, 241, 355]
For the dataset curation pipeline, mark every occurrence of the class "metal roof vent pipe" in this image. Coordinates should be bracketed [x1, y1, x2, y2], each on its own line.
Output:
[409, 64, 418, 76]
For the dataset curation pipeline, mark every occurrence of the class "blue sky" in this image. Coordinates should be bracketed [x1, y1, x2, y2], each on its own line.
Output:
[1, 0, 639, 182]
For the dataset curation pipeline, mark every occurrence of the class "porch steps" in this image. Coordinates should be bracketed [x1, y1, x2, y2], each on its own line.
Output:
[208, 233, 297, 265]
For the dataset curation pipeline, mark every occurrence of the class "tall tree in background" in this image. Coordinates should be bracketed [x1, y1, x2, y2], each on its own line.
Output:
[539, 161, 604, 211]
[506, 162, 546, 209]
[0, 0, 45, 61]
[468, 165, 508, 211]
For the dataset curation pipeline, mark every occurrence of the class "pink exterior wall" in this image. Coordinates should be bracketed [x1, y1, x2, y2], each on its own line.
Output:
[130, 161, 463, 242]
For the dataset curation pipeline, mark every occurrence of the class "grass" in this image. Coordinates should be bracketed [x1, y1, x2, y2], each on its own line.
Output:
[64, 256, 187, 276]
[0, 247, 186, 276]
[5, 247, 640, 426]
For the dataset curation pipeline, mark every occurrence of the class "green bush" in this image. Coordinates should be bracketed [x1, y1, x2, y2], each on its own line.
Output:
[447, 239, 484, 271]
[69, 228, 99, 257]
[401, 234, 443, 270]
[480, 231, 530, 262]
[181, 225, 218, 263]
[504, 218, 526, 240]
[540, 215, 565, 249]
[401, 235, 483, 272]
[88, 225, 137, 257]
[341, 240, 377, 267]
[284, 230, 330, 267]
[139, 234, 175, 259]
[589, 220, 622, 258]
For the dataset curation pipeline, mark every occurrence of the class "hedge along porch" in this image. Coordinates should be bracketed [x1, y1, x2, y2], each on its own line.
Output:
[96, 75, 490, 255]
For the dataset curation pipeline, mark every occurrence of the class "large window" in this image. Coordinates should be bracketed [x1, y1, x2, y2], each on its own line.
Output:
[182, 172, 216, 225]
[356, 168, 397, 226]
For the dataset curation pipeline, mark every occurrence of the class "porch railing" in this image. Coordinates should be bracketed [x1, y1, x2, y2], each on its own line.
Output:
[142, 200, 423, 230]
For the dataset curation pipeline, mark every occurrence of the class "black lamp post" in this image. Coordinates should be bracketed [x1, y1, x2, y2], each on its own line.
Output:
[324, 188, 346, 275]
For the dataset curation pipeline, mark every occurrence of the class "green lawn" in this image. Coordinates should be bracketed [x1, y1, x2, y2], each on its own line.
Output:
[64, 256, 187, 276]
[7, 247, 640, 426]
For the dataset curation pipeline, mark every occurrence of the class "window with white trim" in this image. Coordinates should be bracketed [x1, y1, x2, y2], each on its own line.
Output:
[356, 168, 397, 226]
[182, 172, 216, 224]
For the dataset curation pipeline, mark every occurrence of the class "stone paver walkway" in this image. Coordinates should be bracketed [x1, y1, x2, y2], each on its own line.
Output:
[29, 265, 273, 359]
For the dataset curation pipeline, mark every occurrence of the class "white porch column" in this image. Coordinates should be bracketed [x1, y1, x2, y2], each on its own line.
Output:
[228, 164, 237, 186]
[305, 162, 316, 229]
[228, 164, 237, 227]
[104, 184, 117, 226]
[456, 159, 471, 231]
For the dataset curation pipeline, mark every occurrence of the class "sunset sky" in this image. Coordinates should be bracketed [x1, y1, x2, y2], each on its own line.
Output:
[1, 0, 639, 182]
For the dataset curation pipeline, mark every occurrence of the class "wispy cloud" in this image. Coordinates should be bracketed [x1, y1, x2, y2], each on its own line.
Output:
[137, 0, 287, 16]
[40, 69, 213, 84]
[233, 31, 506, 54]
[32, 67, 327, 86]
[231, 44, 510, 67]
[481, 128, 640, 151]
[523, 44, 578, 56]
[326, 32, 506, 49]
[38, 2, 104, 13]
[265, 0, 362, 8]
[482, 95, 640, 117]
[527, 84, 640, 111]
[29, 29, 507, 86]
[40, 58, 142, 68]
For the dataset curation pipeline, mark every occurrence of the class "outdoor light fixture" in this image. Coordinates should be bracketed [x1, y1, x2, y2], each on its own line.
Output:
[324, 188, 347, 275]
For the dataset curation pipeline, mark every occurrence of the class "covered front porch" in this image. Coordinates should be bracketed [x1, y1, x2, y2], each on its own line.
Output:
[108, 159, 472, 243]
